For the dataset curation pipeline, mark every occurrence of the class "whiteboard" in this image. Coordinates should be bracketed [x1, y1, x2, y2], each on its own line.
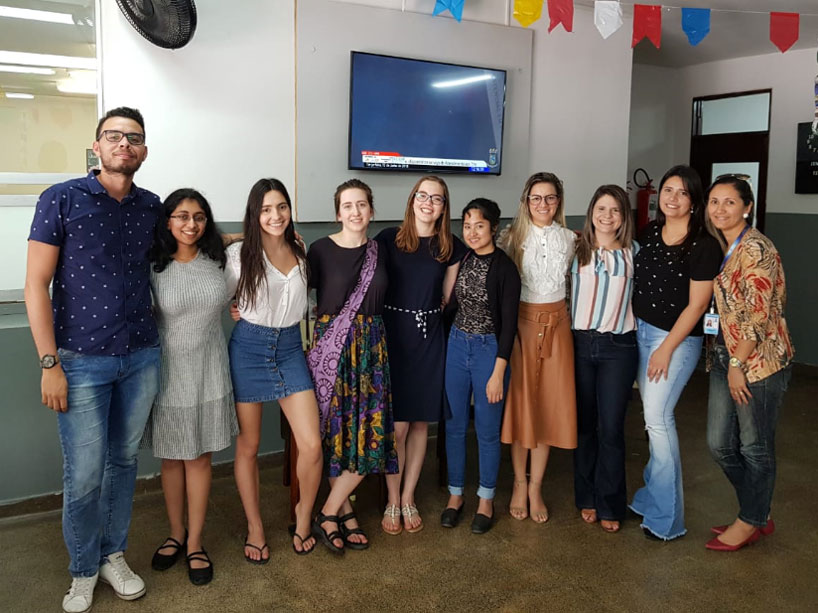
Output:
[295, 0, 533, 222]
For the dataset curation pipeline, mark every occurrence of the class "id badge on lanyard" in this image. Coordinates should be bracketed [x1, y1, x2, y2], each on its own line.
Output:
[704, 226, 749, 336]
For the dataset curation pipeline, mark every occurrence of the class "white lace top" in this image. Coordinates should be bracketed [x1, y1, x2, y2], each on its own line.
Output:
[520, 223, 576, 303]
[224, 242, 307, 328]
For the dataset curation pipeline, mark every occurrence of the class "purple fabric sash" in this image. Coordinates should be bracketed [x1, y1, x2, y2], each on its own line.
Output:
[307, 239, 378, 431]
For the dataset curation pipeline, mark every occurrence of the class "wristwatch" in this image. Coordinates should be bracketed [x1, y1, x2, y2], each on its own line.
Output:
[40, 354, 59, 369]
[728, 356, 745, 371]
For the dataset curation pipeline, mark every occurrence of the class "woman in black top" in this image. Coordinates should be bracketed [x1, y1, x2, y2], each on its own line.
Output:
[306, 179, 398, 554]
[629, 165, 722, 541]
[440, 198, 521, 534]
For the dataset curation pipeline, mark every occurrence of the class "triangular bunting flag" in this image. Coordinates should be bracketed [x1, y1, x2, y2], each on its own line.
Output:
[548, 0, 574, 33]
[770, 12, 799, 53]
[681, 8, 710, 46]
[632, 5, 661, 49]
[433, 0, 465, 22]
[514, 0, 544, 28]
[594, 1, 623, 40]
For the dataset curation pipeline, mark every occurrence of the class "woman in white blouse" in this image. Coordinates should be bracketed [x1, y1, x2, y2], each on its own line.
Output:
[225, 178, 322, 560]
[500, 172, 577, 523]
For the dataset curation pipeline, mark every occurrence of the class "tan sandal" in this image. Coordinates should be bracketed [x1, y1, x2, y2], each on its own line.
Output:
[581, 508, 598, 524]
[382, 504, 402, 535]
[509, 480, 528, 520]
[401, 504, 424, 533]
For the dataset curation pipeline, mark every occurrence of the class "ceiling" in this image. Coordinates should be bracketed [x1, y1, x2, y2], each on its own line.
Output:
[1, 0, 816, 99]
[587, 0, 818, 67]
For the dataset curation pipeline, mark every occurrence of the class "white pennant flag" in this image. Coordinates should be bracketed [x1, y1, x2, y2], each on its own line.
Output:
[594, 1, 623, 40]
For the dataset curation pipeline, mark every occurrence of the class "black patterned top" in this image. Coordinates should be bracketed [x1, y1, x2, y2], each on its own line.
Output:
[453, 252, 495, 335]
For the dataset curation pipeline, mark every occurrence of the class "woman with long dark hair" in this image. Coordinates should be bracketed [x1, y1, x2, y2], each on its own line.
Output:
[306, 179, 398, 553]
[629, 165, 722, 541]
[440, 198, 520, 534]
[500, 172, 577, 524]
[143, 188, 236, 585]
[704, 176, 793, 551]
[570, 185, 638, 534]
[226, 178, 322, 559]
[376, 176, 466, 535]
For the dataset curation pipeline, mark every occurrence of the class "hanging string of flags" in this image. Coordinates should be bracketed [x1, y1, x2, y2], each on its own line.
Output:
[432, 1, 813, 54]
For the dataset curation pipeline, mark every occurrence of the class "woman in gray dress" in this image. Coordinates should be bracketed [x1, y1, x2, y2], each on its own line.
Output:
[143, 188, 237, 585]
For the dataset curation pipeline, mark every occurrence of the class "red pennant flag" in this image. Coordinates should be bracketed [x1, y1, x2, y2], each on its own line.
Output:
[770, 12, 799, 53]
[548, 0, 573, 33]
[632, 4, 661, 49]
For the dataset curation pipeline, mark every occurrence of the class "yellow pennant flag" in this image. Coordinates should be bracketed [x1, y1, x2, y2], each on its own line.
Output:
[514, 0, 544, 28]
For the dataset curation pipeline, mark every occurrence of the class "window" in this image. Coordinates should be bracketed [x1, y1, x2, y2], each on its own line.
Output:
[0, 0, 98, 293]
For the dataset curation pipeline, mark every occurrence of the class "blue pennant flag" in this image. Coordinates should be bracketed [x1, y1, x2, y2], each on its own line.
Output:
[434, 0, 465, 22]
[681, 8, 710, 46]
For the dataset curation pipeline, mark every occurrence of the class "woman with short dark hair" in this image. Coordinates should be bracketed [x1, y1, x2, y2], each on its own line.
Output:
[440, 198, 521, 534]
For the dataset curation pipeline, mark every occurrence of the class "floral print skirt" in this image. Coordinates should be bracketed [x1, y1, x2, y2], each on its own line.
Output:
[312, 314, 398, 477]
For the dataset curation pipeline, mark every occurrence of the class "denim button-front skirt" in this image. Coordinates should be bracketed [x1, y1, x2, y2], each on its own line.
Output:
[228, 320, 314, 403]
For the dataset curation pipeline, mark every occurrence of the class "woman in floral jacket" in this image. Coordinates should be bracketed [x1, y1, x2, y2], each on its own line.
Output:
[703, 175, 794, 552]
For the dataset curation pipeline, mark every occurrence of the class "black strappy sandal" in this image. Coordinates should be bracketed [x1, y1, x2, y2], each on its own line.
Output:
[243, 535, 270, 565]
[311, 513, 345, 555]
[186, 549, 213, 586]
[288, 524, 315, 556]
[151, 532, 187, 571]
[338, 511, 369, 551]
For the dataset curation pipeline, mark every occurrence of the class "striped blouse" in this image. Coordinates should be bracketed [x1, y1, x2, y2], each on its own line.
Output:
[570, 243, 638, 334]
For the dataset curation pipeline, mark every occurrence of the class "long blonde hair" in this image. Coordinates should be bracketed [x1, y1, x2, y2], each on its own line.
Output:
[503, 172, 567, 271]
[395, 176, 454, 263]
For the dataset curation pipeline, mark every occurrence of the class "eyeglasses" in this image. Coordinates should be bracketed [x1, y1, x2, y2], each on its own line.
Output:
[99, 130, 146, 146]
[169, 213, 207, 224]
[527, 194, 559, 206]
[415, 192, 446, 205]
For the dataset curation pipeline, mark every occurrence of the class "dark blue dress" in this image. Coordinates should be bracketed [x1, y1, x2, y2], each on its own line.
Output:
[376, 227, 467, 422]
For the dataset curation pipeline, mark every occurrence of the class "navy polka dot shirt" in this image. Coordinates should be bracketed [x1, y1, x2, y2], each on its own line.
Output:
[28, 171, 162, 355]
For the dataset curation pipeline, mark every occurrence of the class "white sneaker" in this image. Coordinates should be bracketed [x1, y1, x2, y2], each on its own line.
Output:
[62, 573, 98, 613]
[99, 552, 146, 601]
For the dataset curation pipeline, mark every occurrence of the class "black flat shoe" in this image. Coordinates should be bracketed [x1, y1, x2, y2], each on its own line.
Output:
[151, 532, 186, 571]
[312, 513, 345, 555]
[338, 512, 369, 551]
[186, 549, 213, 586]
[471, 512, 494, 534]
[440, 504, 465, 529]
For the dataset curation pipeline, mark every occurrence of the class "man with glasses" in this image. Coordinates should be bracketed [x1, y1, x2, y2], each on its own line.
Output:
[25, 107, 161, 613]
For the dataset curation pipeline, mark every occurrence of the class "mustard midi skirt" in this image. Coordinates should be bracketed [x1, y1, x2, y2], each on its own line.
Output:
[500, 300, 577, 450]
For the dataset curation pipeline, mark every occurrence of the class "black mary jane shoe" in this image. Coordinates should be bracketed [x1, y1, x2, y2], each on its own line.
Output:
[151, 532, 187, 571]
[338, 512, 369, 551]
[186, 549, 213, 586]
[440, 504, 465, 529]
[312, 513, 345, 555]
[471, 505, 495, 535]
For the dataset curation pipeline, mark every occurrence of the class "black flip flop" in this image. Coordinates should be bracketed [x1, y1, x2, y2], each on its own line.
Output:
[243, 536, 270, 565]
[338, 511, 369, 551]
[288, 524, 315, 556]
[311, 513, 345, 555]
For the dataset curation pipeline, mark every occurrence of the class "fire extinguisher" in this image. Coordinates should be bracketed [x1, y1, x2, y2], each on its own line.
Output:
[633, 168, 658, 232]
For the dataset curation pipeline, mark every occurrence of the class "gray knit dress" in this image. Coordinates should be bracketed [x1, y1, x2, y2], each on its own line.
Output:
[142, 252, 238, 460]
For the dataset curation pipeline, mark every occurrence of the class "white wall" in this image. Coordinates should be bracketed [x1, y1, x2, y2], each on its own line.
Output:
[629, 47, 818, 215]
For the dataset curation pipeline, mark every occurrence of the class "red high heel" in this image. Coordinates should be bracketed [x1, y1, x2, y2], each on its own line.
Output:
[710, 518, 775, 536]
[705, 528, 761, 551]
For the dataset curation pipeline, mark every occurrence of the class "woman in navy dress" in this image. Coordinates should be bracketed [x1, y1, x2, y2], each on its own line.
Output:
[376, 176, 466, 534]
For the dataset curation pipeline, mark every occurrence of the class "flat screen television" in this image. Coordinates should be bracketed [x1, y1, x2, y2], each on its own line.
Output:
[348, 52, 507, 175]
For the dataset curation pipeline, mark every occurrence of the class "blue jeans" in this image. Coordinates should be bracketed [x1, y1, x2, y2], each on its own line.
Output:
[444, 327, 509, 500]
[572, 330, 638, 521]
[629, 319, 702, 540]
[707, 345, 791, 527]
[57, 346, 160, 577]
